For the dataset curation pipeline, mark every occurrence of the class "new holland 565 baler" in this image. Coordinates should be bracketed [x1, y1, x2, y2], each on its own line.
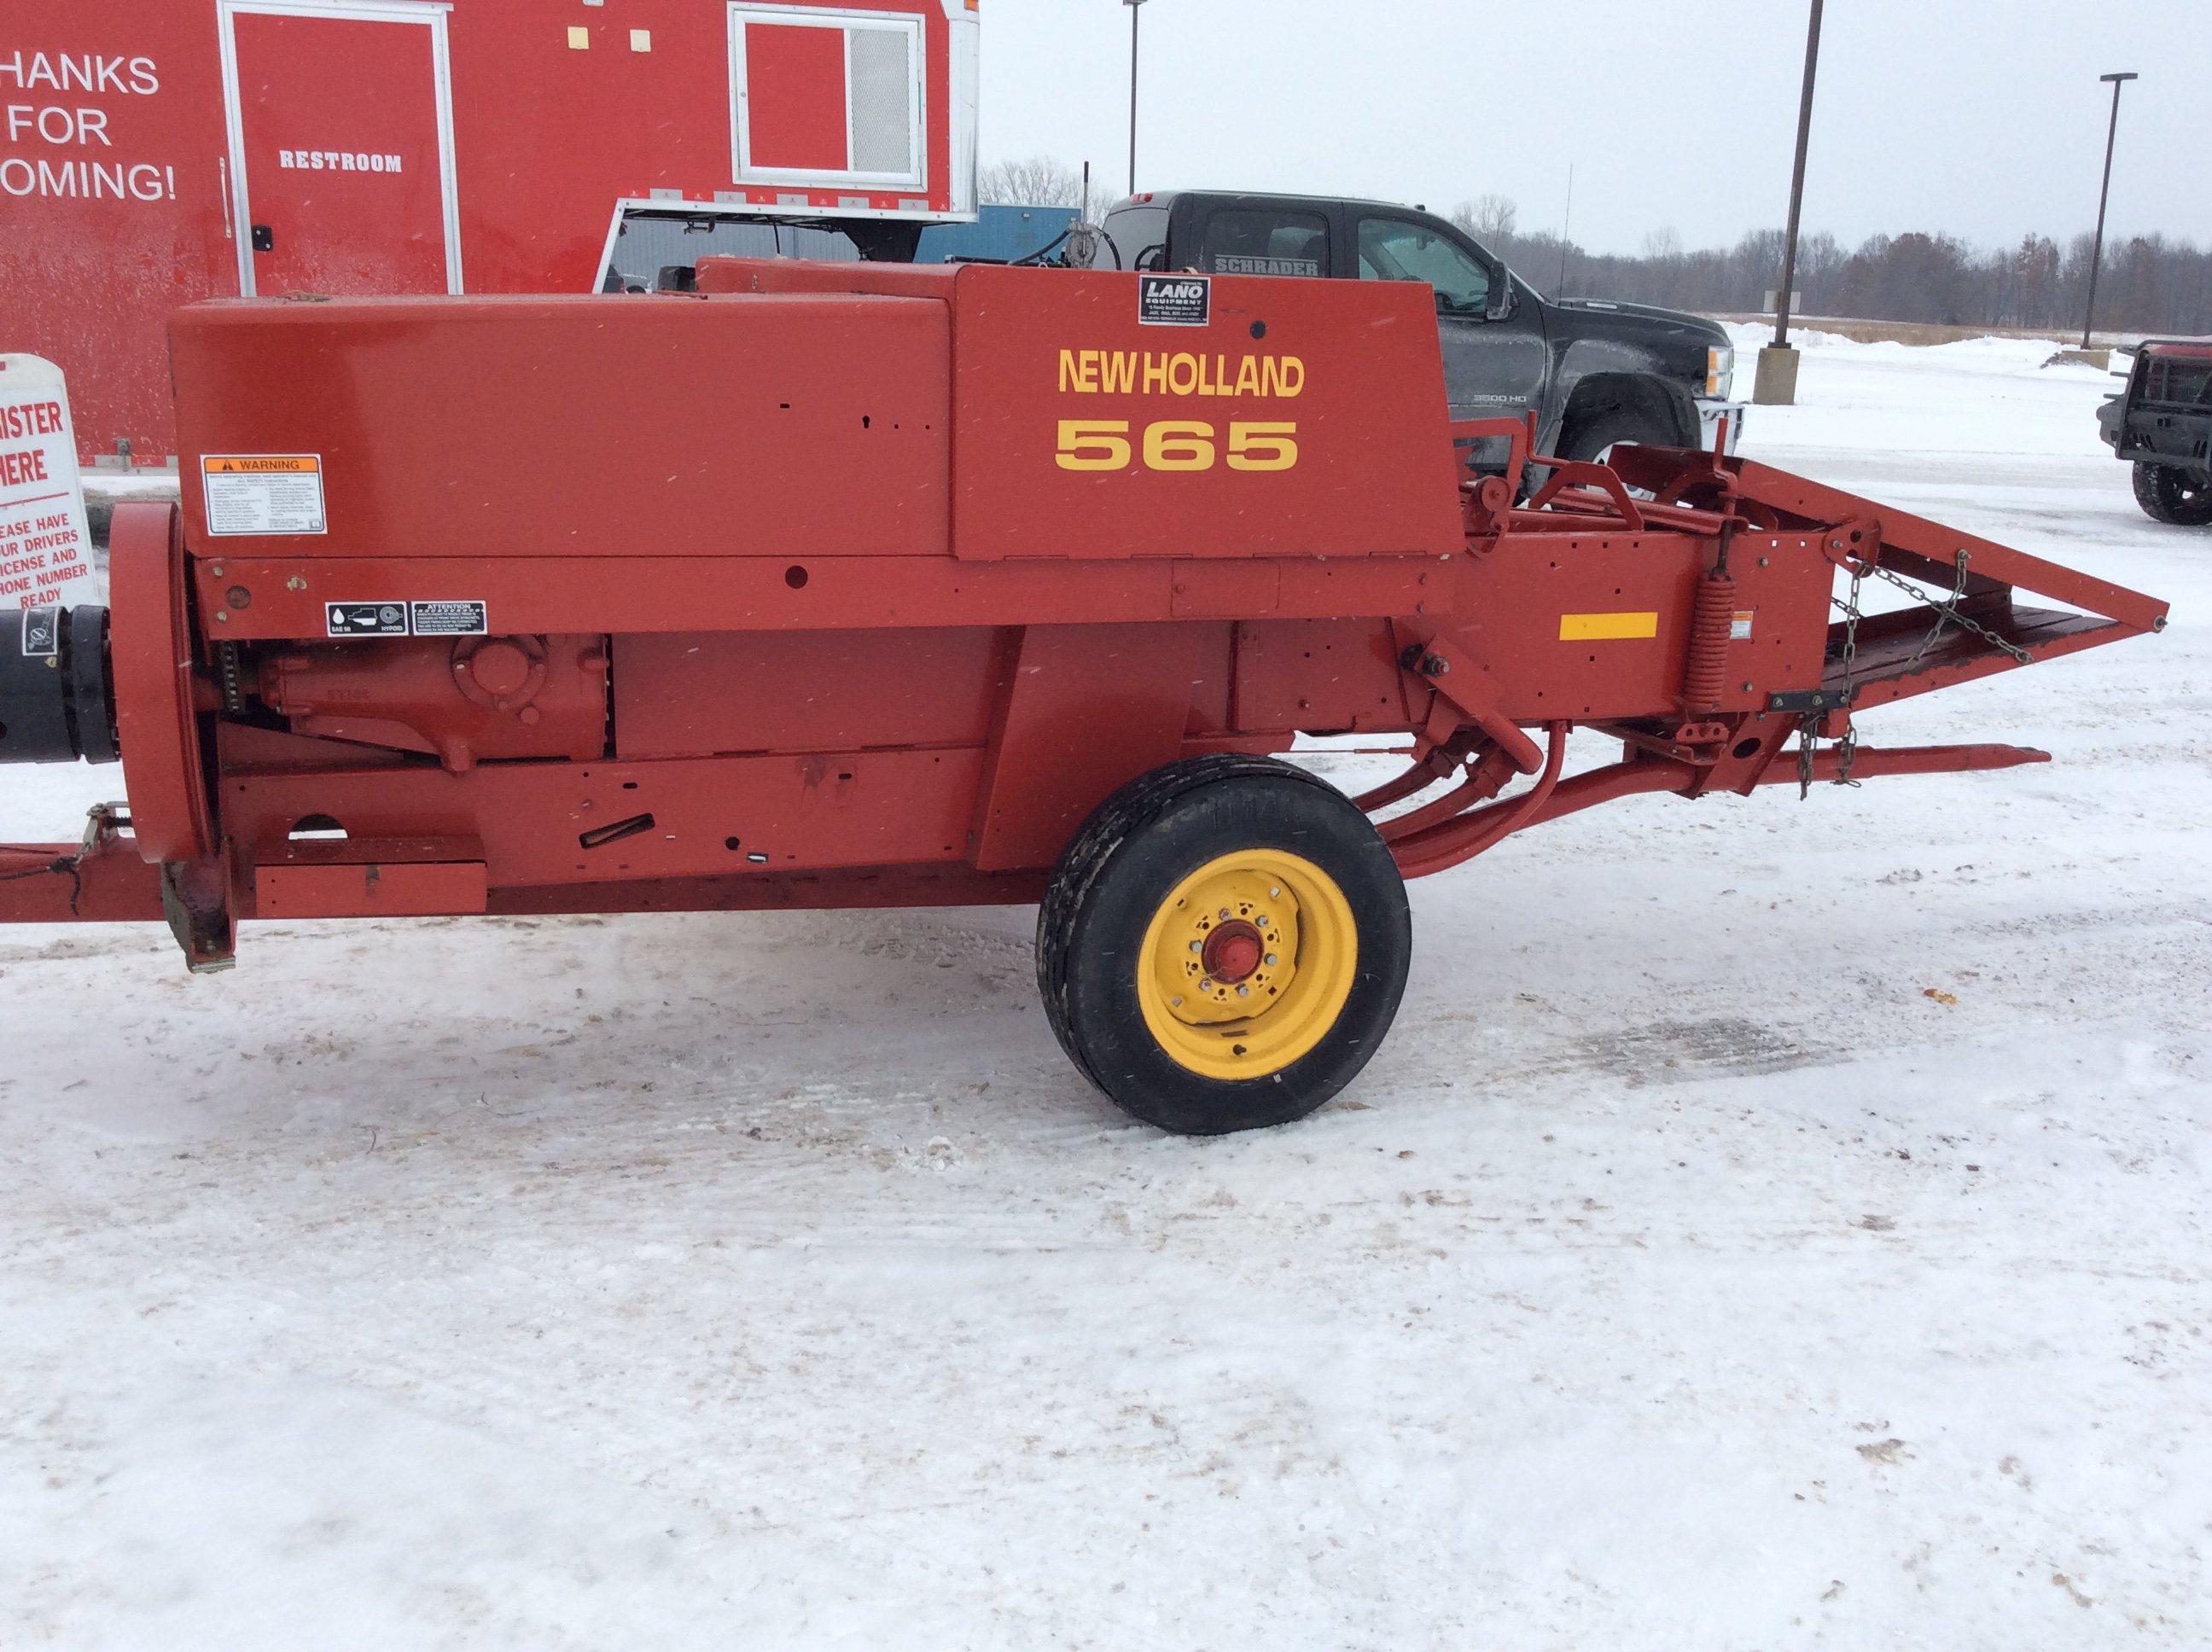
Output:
[0, 261, 2168, 1133]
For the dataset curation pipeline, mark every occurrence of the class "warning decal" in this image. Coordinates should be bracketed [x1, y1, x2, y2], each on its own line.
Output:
[410, 601, 487, 637]
[326, 602, 408, 637]
[1730, 609, 1756, 641]
[20, 607, 58, 657]
[202, 455, 327, 538]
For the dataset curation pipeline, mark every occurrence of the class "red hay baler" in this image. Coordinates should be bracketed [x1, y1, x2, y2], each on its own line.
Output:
[0, 261, 2168, 1133]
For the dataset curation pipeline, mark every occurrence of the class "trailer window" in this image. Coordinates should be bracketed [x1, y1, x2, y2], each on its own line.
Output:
[1197, 209, 1328, 277]
[730, 5, 925, 189]
[1357, 216, 1491, 317]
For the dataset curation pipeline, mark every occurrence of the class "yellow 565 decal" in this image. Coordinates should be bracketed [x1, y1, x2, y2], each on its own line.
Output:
[1057, 420, 1300, 474]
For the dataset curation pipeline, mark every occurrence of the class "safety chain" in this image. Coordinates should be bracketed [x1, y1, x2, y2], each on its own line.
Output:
[1802, 563, 1868, 798]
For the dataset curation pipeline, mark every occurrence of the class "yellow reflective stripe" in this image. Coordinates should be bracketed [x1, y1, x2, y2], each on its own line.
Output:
[1559, 611, 1660, 642]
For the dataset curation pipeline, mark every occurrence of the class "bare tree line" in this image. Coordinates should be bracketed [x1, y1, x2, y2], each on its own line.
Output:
[1456, 196, 2210, 337]
[978, 158, 2208, 335]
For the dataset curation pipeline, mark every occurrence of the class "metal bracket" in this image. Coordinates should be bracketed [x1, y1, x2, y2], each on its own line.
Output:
[160, 856, 236, 974]
[1817, 517, 1883, 574]
[1767, 686, 1857, 714]
[1399, 635, 1544, 775]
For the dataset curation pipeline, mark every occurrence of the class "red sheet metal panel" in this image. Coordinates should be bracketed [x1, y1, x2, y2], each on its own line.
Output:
[225, 747, 987, 887]
[970, 623, 1203, 872]
[950, 265, 1465, 561]
[229, 11, 451, 297]
[167, 293, 952, 561]
[613, 626, 1008, 759]
[1230, 619, 1412, 736]
[696, 257, 959, 300]
[254, 852, 489, 920]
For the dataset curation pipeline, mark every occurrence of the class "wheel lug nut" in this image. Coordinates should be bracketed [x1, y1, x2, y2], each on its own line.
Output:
[1199, 979, 1213, 992]
[1236, 985, 1249, 998]
[1264, 953, 1278, 966]
[1189, 939, 1202, 953]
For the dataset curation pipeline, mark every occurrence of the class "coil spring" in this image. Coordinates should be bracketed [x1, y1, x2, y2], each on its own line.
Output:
[1682, 571, 1738, 713]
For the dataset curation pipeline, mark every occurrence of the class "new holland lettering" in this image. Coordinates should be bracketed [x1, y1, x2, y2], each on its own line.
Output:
[1057, 349, 1307, 399]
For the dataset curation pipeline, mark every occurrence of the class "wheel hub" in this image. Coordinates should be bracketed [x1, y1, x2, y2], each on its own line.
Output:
[1149, 862, 1301, 1029]
[1202, 919, 1265, 985]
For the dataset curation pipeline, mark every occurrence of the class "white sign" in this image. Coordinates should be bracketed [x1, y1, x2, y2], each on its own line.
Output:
[0, 354, 93, 611]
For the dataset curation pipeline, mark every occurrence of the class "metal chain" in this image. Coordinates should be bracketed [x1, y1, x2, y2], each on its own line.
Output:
[1883, 550, 2032, 667]
[1802, 550, 2028, 801]
[1802, 564, 1868, 797]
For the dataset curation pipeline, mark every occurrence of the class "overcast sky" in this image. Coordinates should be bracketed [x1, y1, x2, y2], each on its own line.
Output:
[979, 0, 2207, 254]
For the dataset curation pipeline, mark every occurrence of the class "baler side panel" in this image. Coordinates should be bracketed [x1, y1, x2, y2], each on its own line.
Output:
[971, 623, 1208, 872]
[224, 747, 987, 897]
[1435, 528, 1833, 723]
[951, 266, 1466, 561]
[612, 626, 1010, 759]
[169, 294, 954, 561]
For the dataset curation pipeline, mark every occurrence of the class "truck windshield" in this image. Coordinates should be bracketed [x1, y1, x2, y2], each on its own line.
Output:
[1357, 217, 1492, 317]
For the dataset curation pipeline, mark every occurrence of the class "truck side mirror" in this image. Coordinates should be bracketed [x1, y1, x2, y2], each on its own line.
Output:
[1486, 274, 1514, 323]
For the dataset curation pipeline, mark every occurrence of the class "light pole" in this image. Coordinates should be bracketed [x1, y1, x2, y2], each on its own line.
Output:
[1755, 0, 1825, 407]
[1124, 0, 1148, 198]
[2081, 71, 2138, 350]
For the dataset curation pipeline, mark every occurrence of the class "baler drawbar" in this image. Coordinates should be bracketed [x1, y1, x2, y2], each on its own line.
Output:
[0, 260, 2167, 1133]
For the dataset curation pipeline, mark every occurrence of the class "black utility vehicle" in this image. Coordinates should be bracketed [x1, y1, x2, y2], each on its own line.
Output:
[1091, 190, 1744, 464]
[2099, 340, 2212, 526]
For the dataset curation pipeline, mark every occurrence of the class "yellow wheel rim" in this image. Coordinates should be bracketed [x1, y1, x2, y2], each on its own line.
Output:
[1134, 848, 1359, 1080]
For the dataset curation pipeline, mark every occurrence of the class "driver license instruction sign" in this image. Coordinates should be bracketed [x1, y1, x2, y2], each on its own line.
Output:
[0, 355, 94, 613]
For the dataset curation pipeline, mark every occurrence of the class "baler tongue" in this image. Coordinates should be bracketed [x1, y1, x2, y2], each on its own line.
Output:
[1721, 456, 2169, 718]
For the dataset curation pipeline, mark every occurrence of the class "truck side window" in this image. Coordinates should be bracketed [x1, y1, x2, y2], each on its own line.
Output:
[1196, 209, 1329, 277]
[1357, 217, 1492, 317]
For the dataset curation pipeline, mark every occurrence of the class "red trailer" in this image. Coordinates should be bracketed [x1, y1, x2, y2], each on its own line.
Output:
[2, 0, 980, 464]
[0, 261, 2168, 1134]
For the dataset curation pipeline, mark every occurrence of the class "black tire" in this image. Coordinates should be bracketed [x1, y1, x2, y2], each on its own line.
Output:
[1037, 754, 1412, 1136]
[1558, 401, 1679, 467]
[2132, 462, 2212, 526]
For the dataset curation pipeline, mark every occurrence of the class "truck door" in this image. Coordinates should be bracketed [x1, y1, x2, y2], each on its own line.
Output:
[1353, 212, 1545, 462]
[219, 2, 461, 299]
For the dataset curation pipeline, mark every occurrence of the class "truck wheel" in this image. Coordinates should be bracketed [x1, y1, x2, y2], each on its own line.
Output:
[2132, 462, 2212, 526]
[1037, 754, 1412, 1136]
[1560, 403, 1676, 467]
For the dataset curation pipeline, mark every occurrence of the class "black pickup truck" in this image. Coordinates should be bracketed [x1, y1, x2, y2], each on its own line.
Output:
[2098, 340, 2212, 526]
[1088, 190, 1744, 464]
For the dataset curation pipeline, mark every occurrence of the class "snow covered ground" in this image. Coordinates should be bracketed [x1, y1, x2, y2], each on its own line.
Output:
[4, 332, 2208, 1650]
